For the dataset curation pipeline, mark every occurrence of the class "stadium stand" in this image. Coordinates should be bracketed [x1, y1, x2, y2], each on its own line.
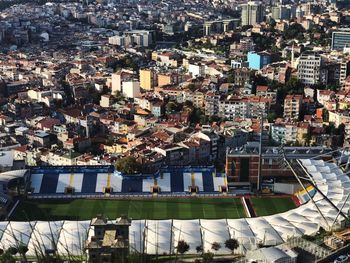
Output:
[30, 173, 43, 194]
[39, 173, 59, 194]
[170, 170, 184, 192]
[295, 185, 317, 204]
[29, 166, 226, 195]
[1, 159, 349, 257]
[202, 171, 215, 192]
[156, 172, 171, 192]
[81, 172, 98, 193]
[121, 176, 143, 193]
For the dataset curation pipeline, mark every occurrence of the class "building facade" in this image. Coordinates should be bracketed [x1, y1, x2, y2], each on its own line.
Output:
[241, 1, 264, 26]
[332, 30, 350, 51]
[297, 52, 325, 85]
[248, 51, 271, 70]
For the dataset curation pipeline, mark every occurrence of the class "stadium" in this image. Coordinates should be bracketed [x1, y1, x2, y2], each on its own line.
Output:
[0, 150, 349, 259]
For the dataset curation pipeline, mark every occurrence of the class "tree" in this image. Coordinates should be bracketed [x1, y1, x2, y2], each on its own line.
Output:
[202, 252, 214, 263]
[269, 18, 276, 28]
[225, 238, 239, 254]
[166, 101, 181, 114]
[176, 240, 190, 255]
[283, 23, 305, 40]
[6, 247, 17, 256]
[18, 245, 28, 262]
[322, 108, 329, 122]
[115, 156, 141, 174]
[196, 245, 203, 254]
[189, 108, 206, 124]
[114, 90, 124, 101]
[209, 115, 221, 123]
[211, 242, 221, 252]
[187, 83, 197, 91]
[267, 112, 277, 123]
[0, 251, 15, 263]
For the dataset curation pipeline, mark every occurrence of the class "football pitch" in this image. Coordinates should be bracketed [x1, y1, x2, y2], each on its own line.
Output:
[11, 196, 296, 221]
[251, 197, 297, 216]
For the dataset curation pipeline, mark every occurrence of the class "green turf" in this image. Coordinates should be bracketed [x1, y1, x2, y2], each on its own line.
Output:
[11, 197, 246, 221]
[251, 197, 296, 216]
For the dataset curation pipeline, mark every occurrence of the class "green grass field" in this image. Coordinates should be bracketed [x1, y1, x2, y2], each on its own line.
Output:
[11, 196, 297, 221]
[11, 197, 246, 221]
[251, 197, 296, 216]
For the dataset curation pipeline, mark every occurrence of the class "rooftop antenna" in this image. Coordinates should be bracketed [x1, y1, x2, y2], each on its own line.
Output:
[291, 43, 295, 68]
[257, 110, 264, 192]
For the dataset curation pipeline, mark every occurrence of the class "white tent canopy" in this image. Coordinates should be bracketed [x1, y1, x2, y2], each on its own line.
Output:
[0, 159, 349, 256]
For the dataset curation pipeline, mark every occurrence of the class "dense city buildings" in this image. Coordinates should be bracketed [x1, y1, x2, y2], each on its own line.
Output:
[0, 0, 350, 262]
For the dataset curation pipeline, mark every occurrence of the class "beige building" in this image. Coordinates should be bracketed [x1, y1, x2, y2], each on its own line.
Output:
[111, 69, 135, 94]
[100, 95, 113, 108]
[158, 73, 173, 87]
[46, 150, 82, 166]
[122, 80, 140, 98]
[139, 69, 157, 90]
[329, 111, 350, 127]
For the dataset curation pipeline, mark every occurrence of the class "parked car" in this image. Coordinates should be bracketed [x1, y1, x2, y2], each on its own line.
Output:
[334, 255, 349, 263]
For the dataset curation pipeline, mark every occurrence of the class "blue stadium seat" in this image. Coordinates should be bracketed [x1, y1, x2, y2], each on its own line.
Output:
[122, 177, 143, 192]
[170, 171, 184, 192]
[202, 171, 215, 192]
[81, 173, 98, 193]
[40, 173, 59, 194]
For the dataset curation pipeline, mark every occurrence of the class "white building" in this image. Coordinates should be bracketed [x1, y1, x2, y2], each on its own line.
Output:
[122, 80, 141, 98]
[108, 30, 152, 47]
[297, 52, 326, 85]
[188, 63, 205, 77]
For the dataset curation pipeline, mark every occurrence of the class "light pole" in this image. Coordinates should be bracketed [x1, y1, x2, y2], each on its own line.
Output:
[257, 111, 264, 192]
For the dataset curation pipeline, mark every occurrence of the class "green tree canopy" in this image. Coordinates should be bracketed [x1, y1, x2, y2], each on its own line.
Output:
[115, 156, 141, 174]
[225, 238, 239, 254]
[211, 242, 221, 251]
[283, 23, 306, 40]
[176, 240, 190, 255]
[202, 252, 214, 263]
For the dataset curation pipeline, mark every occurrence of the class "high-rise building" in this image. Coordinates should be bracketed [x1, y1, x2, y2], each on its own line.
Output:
[331, 30, 350, 51]
[271, 4, 296, 20]
[241, 1, 264, 26]
[139, 68, 157, 90]
[297, 52, 326, 85]
[108, 30, 153, 47]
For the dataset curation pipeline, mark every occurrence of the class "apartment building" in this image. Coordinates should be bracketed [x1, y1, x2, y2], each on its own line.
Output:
[218, 96, 270, 120]
[297, 52, 326, 85]
[139, 68, 157, 90]
[241, 1, 264, 26]
[283, 95, 303, 120]
[205, 92, 221, 116]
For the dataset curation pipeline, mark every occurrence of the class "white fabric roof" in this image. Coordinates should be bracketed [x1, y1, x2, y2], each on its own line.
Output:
[0, 159, 349, 256]
[173, 220, 202, 254]
[0, 170, 27, 183]
[27, 221, 64, 256]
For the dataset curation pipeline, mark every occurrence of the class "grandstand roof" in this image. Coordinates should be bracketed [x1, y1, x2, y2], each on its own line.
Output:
[0, 169, 27, 183]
